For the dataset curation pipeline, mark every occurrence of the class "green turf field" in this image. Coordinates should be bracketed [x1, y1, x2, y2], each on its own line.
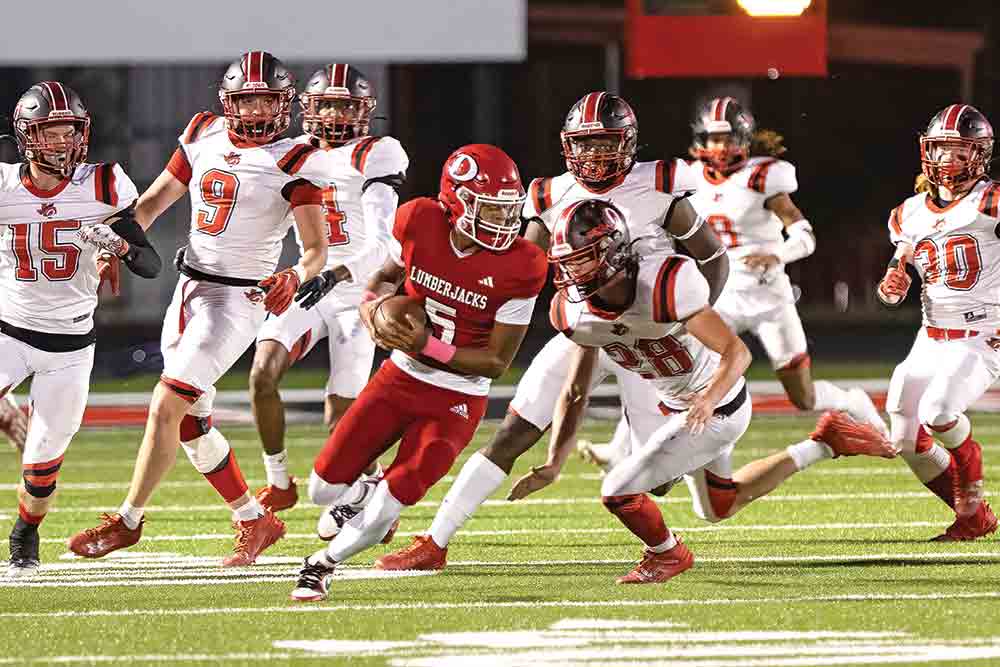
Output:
[2, 416, 998, 666]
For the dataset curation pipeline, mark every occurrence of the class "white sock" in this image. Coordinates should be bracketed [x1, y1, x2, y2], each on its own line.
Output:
[786, 439, 834, 471]
[117, 501, 144, 530]
[929, 414, 971, 449]
[327, 481, 404, 563]
[262, 451, 290, 490]
[428, 452, 507, 549]
[648, 531, 678, 553]
[233, 497, 264, 522]
[812, 380, 850, 412]
[308, 548, 336, 568]
[901, 445, 950, 483]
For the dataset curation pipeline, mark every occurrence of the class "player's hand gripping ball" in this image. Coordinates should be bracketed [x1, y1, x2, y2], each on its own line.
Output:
[371, 296, 429, 354]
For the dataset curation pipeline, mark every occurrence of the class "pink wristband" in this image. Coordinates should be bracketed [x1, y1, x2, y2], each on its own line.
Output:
[362, 290, 379, 303]
[421, 336, 457, 364]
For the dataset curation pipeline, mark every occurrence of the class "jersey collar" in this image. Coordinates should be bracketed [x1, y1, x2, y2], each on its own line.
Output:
[20, 164, 71, 199]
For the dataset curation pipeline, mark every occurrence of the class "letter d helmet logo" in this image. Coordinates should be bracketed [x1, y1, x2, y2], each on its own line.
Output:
[448, 153, 479, 182]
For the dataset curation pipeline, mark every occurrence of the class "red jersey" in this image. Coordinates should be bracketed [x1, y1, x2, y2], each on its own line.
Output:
[388, 197, 547, 395]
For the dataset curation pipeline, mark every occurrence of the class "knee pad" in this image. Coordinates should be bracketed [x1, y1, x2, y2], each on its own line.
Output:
[180, 427, 230, 474]
[686, 472, 734, 524]
[384, 439, 456, 506]
[308, 469, 349, 507]
[22, 456, 64, 499]
[179, 414, 212, 443]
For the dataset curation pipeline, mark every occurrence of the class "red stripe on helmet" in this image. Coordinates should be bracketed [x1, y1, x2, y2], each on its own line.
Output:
[332, 63, 348, 89]
[711, 97, 732, 122]
[581, 92, 606, 126]
[246, 51, 263, 83]
[41, 81, 69, 112]
[942, 104, 966, 132]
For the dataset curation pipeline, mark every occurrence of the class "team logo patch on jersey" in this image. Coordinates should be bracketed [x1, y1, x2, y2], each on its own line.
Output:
[932, 218, 947, 231]
[478, 276, 494, 288]
[712, 193, 723, 202]
[223, 152, 241, 166]
[612, 323, 629, 336]
[449, 403, 470, 420]
[37, 203, 56, 218]
[244, 289, 265, 304]
[964, 309, 987, 324]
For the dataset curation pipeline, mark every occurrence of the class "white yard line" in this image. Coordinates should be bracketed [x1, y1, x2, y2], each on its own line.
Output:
[34, 520, 959, 545]
[3, 590, 1000, 619]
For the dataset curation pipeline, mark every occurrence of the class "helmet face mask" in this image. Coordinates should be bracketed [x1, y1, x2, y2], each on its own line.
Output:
[300, 64, 377, 146]
[549, 200, 633, 302]
[692, 130, 749, 173]
[454, 188, 525, 252]
[919, 104, 994, 197]
[14, 81, 91, 178]
[218, 51, 295, 143]
[561, 92, 638, 186]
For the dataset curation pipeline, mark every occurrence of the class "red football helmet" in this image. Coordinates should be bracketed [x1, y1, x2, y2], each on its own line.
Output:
[13, 81, 90, 177]
[438, 144, 526, 252]
[920, 104, 994, 196]
[549, 199, 634, 302]
[561, 92, 638, 186]
[218, 50, 296, 143]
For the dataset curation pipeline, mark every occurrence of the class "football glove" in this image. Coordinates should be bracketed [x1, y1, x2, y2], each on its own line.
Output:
[259, 268, 301, 316]
[294, 269, 339, 310]
[79, 224, 129, 257]
[97, 253, 121, 297]
[877, 261, 911, 307]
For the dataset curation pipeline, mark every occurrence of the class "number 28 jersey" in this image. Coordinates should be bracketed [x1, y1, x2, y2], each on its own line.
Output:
[0, 162, 138, 335]
[888, 178, 1000, 329]
[550, 252, 740, 410]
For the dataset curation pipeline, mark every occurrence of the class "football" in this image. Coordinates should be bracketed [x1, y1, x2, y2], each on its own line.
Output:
[373, 295, 428, 333]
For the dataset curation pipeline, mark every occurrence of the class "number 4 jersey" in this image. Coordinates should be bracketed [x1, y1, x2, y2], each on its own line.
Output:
[0, 162, 138, 335]
[889, 178, 1000, 329]
[550, 252, 741, 411]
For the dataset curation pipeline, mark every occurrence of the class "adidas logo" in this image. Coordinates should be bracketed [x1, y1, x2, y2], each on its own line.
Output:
[478, 276, 494, 288]
[450, 403, 470, 420]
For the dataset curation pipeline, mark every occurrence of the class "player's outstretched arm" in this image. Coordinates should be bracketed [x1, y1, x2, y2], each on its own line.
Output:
[79, 203, 162, 279]
[509, 343, 597, 500]
[664, 198, 729, 304]
[684, 307, 752, 434]
[134, 169, 188, 231]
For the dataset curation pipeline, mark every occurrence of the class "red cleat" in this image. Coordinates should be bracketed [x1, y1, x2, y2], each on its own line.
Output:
[222, 510, 286, 567]
[381, 518, 400, 545]
[374, 535, 446, 571]
[67, 513, 143, 559]
[617, 538, 694, 584]
[810, 411, 897, 459]
[932, 502, 998, 542]
[255, 477, 299, 513]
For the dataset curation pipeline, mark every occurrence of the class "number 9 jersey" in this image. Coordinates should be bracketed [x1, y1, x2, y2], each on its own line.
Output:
[550, 252, 743, 411]
[889, 178, 1000, 329]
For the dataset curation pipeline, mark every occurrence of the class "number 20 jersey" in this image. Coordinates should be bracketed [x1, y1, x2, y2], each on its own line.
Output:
[0, 162, 138, 335]
[550, 252, 738, 410]
[888, 178, 1000, 329]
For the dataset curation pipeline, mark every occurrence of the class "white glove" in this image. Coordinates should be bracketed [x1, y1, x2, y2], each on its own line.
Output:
[78, 224, 129, 257]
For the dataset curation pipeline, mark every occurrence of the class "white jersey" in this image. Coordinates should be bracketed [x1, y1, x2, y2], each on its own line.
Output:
[888, 178, 1000, 329]
[288, 134, 408, 298]
[525, 159, 697, 256]
[168, 112, 327, 281]
[551, 252, 739, 410]
[687, 156, 798, 289]
[0, 162, 137, 334]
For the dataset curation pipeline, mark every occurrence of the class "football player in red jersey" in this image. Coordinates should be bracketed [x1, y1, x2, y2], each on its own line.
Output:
[290, 144, 547, 601]
[67, 51, 330, 567]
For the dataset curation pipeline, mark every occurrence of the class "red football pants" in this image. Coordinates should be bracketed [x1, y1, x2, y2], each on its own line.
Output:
[313, 360, 488, 506]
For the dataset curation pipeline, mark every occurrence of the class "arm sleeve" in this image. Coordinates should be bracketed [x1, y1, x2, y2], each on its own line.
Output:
[110, 216, 162, 278]
[495, 296, 538, 325]
[652, 256, 710, 323]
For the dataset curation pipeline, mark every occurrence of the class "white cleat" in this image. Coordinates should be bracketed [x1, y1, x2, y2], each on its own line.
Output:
[845, 388, 890, 440]
[290, 558, 334, 602]
[6, 559, 40, 579]
[316, 477, 379, 541]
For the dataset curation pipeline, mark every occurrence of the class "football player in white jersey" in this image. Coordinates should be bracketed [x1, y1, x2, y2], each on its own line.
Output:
[250, 64, 408, 522]
[376, 91, 729, 571]
[68, 51, 331, 567]
[514, 200, 892, 584]
[877, 104, 999, 541]
[1, 82, 162, 577]
[686, 97, 883, 433]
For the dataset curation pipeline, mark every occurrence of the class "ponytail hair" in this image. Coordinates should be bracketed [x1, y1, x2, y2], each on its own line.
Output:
[750, 129, 787, 157]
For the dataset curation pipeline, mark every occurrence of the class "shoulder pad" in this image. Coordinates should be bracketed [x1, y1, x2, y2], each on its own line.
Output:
[182, 112, 220, 145]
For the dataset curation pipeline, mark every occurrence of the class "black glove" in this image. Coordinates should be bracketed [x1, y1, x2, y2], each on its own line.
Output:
[174, 245, 187, 271]
[294, 269, 339, 310]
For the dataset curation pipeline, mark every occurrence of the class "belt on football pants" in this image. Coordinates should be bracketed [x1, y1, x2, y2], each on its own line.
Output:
[178, 261, 261, 288]
[925, 326, 1000, 341]
[657, 382, 748, 419]
[0, 318, 95, 353]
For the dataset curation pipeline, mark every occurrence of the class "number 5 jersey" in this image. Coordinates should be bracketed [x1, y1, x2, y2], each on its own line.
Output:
[550, 251, 743, 411]
[888, 177, 1000, 329]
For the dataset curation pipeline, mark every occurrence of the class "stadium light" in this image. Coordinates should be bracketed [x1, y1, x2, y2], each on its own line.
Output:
[737, 0, 812, 17]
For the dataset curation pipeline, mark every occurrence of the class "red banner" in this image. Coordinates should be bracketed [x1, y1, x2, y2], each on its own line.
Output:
[625, 0, 827, 78]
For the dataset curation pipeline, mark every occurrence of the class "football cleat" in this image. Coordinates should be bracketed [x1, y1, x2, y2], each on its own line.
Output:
[7, 523, 40, 579]
[845, 388, 890, 439]
[0, 393, 27, 454]
[932, 502, 998, 541]
[255, 477, 299, 513]
[222, 510, 286, 567]
[374, 535, 447, 571]
[67, 513, 142, 559]
[810, 411, 897, 459]
[950, 438, 986, 517]
[316, 477, 379, 541]
[577, 439, 613, 470]
[617, 538, 694, 584]
[290, 557, 335, 602]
